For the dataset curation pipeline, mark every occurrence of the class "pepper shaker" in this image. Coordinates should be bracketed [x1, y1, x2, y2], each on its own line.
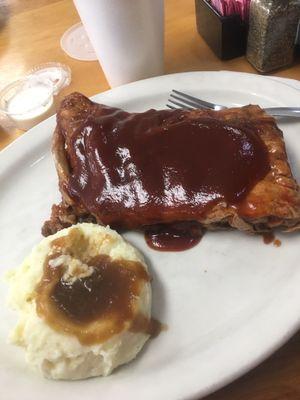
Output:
[247, 0, 300, 73]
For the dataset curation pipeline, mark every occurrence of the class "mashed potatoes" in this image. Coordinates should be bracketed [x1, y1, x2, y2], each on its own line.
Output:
[7, 223, 151, 380]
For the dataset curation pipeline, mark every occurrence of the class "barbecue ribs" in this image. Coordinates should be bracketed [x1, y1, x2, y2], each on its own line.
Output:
[42, 92, 300, 236]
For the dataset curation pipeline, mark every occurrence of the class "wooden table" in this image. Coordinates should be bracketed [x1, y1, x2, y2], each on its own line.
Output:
[1, 1, 300, 399]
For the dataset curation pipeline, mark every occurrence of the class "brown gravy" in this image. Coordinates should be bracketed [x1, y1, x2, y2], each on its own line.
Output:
[130, 313, 167, 338]
[36, 248, 152, 345]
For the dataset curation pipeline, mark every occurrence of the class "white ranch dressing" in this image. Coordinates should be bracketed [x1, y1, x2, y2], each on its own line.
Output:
[7, 83, 53, 122]
[28, 65, 71, 95]
[0, 63, 71, 130]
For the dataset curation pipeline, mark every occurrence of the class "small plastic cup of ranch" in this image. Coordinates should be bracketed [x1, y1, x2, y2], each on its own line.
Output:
[0, 63, 71, 131]
[0, 78, 55, 131]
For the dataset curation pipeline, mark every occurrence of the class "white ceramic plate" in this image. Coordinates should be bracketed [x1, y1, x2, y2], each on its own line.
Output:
[1, 71, 300, 400]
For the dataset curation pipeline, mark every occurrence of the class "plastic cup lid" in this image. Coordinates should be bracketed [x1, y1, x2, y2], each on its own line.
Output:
[26, 62, 72, 95]
[60, 23, 97, 62]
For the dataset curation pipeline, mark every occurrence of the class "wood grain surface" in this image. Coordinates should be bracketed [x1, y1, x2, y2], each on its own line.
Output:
[1, 1, 300, 399]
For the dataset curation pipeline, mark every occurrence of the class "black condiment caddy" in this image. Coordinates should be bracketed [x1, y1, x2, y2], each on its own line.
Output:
[195, 0, 248, 60]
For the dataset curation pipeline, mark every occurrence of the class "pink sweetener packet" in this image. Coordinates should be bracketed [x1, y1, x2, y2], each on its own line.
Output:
[210, 0, 225, 16]
[209, 0, 250, 20]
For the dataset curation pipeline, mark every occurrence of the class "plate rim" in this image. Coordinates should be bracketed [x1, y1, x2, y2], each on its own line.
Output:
[1, 70, 300, 400]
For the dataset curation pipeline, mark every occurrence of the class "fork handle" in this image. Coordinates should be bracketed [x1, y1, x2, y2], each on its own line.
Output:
[264, 107, 300, 118]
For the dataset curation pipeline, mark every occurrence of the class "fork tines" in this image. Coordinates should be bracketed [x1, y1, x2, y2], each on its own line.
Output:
[167, 90, 223, 111]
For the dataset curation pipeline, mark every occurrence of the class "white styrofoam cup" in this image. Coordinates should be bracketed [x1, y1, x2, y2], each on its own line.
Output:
[73, 0, 164, 87]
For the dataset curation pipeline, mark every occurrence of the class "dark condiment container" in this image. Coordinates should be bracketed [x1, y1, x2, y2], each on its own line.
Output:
[195, 0, 248, 60]
[247, 0, 300, 73]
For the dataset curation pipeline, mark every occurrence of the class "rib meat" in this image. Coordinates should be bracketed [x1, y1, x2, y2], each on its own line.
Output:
[42, 92, 300, 236]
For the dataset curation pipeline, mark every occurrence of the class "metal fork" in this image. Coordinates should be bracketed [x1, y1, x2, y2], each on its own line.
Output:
[167, 90, 300, 118]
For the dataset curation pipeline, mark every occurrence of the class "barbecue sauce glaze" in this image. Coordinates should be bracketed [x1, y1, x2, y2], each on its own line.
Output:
[64, 107, 270, 251]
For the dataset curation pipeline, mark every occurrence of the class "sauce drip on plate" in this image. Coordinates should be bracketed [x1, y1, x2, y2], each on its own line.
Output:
[145, 221, 204, 251]
[263, 232, 275, 244]
[262, 232, 282, 247]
